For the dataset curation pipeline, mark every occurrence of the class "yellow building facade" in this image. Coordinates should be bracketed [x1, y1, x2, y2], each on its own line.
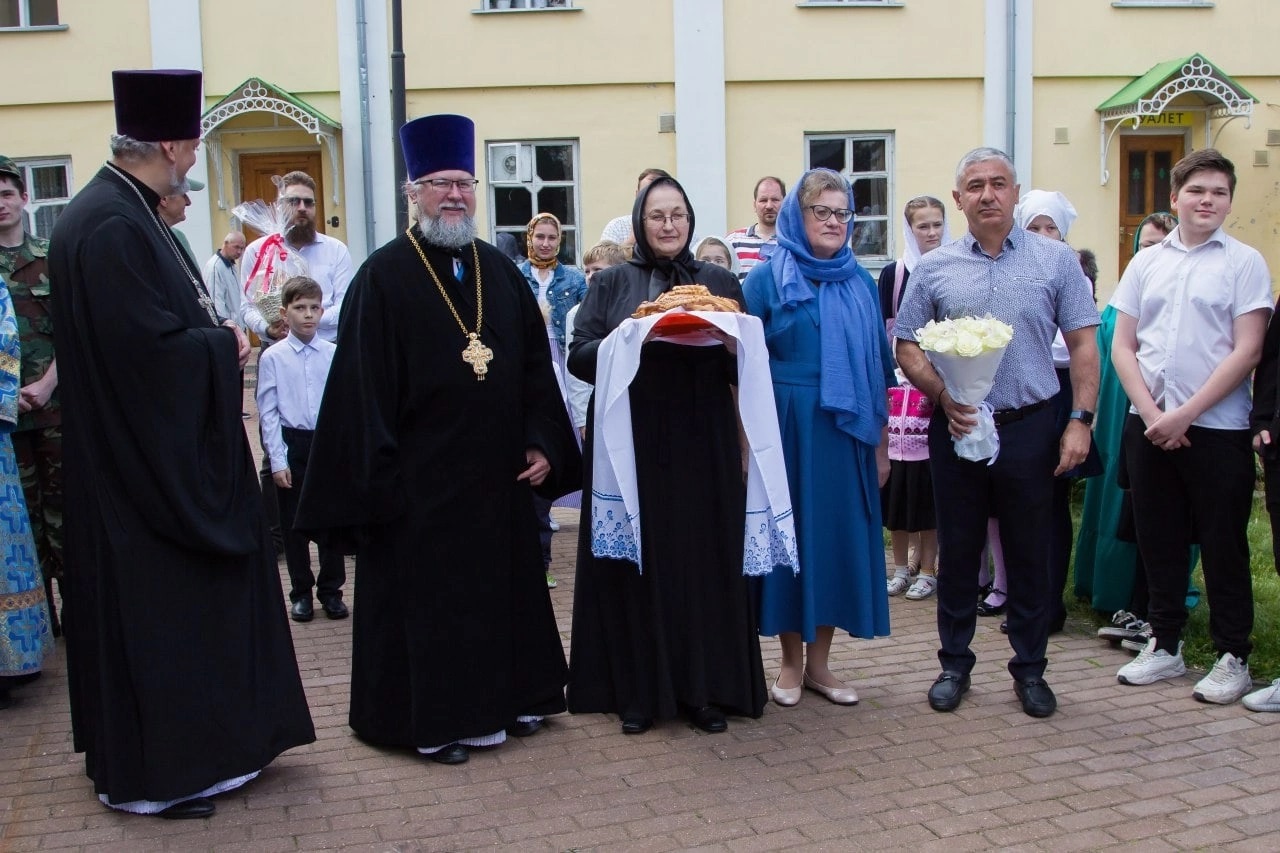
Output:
[1, 0, 1276, 292]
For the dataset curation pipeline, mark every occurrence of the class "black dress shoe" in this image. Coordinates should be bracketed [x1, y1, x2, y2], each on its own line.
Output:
[976, 594, 1007, 617]
[506, 718, 543, 738]
[426, 743, 469, 765]
[688, 706, 727, 733]
[158, 797, 216, 820]
[1014, 678, 1057, 718]
[999, 620, 1008, 634]
[620, 714, 652, 735]
[320, 598, 349, 619]
[927, 671, 971, 712]
[290, 598, 313, 622]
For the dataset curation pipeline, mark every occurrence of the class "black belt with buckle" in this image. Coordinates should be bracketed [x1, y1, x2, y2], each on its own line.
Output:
[992, 399, 1051, 426]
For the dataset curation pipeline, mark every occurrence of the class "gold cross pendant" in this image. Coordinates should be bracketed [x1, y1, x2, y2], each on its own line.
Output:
[462, 333, 494, 380]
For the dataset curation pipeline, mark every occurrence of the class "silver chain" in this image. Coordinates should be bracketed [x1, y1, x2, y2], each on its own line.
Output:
[104, 163, 219, 324]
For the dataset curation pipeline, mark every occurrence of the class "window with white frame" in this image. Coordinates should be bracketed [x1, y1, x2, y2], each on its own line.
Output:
[481, 0, 571, 10]
[0, 0, 60, 28]
[13, 158, 72, 238]
[805, 132, 893, 263]
[487, 140, 581, 264]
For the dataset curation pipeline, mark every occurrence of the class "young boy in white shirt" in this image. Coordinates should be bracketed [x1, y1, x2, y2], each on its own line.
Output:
[1110, 149, 1272, 703]
[256, 276, 347, 622]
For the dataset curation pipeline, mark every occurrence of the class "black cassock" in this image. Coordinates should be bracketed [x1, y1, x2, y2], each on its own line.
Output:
[48, 166, 315, 805]
[296, 231, 580, 748]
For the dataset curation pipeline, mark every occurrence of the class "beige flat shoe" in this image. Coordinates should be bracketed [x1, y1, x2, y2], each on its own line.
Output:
[770, 675, 802, 707]
[803, 671, 859, 705]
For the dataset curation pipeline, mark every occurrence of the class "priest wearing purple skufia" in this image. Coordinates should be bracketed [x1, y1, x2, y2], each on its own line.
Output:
[48, 70, 315, 819]
[295, 115, 580, 766]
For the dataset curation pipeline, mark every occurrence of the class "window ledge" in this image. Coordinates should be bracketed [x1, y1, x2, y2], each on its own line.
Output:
[797, 2, 904, 7]
[1111, 2, 1213, 7]
[0, 24, 69, 32]
[472, 6, 581, 14]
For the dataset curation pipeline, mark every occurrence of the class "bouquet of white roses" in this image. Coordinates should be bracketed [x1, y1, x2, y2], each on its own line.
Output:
[915, 315, 1014, 463]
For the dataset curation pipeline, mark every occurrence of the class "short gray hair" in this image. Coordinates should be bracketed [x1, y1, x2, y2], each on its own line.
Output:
[798, 169, 850, 209]
[954, 147, 1017, 188]
[109, 134, 162, 163]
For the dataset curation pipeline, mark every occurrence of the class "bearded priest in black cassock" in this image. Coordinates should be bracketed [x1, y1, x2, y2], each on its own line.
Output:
[47, 70, 315, 819]
[295, 114, 580, 766]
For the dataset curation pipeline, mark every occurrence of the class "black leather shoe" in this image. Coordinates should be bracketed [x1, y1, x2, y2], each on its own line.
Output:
[290, 598, 313, 622]
[1014, 678, 1057, 718]
[507, 719, 543, 738]
[320, 598, 349, 619]
[426, 743, 469, 765]
[976, 594, 1006, 617]
[620, 714, 652, 735]
[999, 620, 1008, 634]
[689, 706, 727, 733]
[927, 671, 971, 712]
[158, 797, 215, 820]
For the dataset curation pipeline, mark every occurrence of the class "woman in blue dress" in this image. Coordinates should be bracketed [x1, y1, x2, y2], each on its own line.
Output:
[743, 169, 894, 708]
[0, 276, 51, 710]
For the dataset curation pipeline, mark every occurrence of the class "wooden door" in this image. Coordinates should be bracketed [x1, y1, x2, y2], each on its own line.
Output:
[236, 152, 325, 242]
[1117, 135, 1184, 279]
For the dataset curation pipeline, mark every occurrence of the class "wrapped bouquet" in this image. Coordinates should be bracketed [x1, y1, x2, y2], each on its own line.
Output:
[915, 315, 1014, 463]
[231, 178, 309, 320]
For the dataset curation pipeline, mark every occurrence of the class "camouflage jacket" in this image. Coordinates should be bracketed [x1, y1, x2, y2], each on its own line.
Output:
[0, 231, 59, 430]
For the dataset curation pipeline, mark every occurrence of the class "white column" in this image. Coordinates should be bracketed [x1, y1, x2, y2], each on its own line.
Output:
[983, 0, 1034, 182]
[337, 0, 396, 262]
[149, 0, 213, 264]
[1012, 0, 1033, 184]
[672, 0, 727, 238]
[982, 0, 1010, 156]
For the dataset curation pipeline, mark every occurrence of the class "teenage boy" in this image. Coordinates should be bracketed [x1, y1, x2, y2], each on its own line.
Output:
[256, 276, 347, 622]
[1110, 149, 1272, 703]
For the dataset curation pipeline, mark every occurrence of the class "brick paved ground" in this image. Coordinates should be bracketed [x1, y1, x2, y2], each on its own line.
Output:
[4, 409, 1280, 850]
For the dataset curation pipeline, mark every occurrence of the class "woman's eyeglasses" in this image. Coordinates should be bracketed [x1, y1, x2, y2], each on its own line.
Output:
[645, 213, 690, 226]
[805, 204, 854, 224]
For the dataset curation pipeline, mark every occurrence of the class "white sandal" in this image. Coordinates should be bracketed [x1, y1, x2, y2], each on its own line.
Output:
[904, 575, 937, 600]
[887, 575, 911, 596]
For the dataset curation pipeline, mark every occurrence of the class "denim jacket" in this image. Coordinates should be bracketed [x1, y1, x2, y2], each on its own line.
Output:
[518, 259, 588, 343]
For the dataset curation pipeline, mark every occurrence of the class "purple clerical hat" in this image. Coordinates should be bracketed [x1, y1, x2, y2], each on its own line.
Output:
[399, 114, 475, 181]
[112, 70, 203, 142]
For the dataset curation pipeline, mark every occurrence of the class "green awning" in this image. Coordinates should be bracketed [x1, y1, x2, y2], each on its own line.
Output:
[200, 78, 341, 136]
[1097, 53, 1255, 119]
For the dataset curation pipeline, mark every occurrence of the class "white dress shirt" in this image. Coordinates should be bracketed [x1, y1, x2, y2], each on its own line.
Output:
[255, 331, 338, 473]
[240, 232, 354, 344]
[1110, 226, 1273, 429]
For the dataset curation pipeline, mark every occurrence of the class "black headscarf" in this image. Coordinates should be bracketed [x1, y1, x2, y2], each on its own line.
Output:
[628, 176, 701, 286]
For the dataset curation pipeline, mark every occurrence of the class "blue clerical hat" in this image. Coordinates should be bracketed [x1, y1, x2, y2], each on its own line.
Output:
[112, 70, 203, 142]
[399, 114, 475, 181]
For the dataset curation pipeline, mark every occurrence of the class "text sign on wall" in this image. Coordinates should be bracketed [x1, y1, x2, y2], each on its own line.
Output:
[1139, 112, 1193, 128]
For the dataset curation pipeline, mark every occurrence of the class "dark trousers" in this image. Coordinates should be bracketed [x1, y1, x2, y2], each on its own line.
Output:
[277, 427, 346, 604]
[533, 492, 553, 570]
[1123, 415, 1254, 658]
[930, 404, 1058, 681]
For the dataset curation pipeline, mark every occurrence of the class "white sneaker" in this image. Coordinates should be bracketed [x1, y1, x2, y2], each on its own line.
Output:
[887, 575, 911, 596]
[1117, 638, 1186, 685]
[1192, 653, 1251, 705]
[904, 575, 937, 600]
[1243, 679, 1280, 712]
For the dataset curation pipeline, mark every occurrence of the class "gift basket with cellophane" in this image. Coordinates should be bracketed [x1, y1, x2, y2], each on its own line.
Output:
[231, 177, 310, 320]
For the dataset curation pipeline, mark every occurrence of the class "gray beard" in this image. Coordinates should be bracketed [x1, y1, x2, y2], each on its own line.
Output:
[418, 212, 477, 251]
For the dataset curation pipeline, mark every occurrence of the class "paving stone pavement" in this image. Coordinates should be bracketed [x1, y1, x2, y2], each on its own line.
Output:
[4, 412, 1280, 850]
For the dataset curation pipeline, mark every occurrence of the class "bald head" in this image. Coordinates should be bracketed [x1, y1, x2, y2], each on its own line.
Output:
[222, 230, 246, 261]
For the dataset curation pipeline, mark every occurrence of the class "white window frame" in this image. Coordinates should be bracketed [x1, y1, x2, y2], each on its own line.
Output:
[0, 0, 64, 30]
[804, 132, 894, 268]
[478, 0, 575, 11]
[486, 139, 582, 265]
[14, 157, 72, 239]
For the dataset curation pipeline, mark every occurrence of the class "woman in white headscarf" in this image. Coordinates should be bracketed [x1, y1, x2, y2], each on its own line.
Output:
[877, 196, 952, 602]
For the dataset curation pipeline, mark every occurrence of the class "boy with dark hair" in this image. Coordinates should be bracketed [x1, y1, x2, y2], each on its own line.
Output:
[1110, 149, 1272, 703]
[256, 276, 347, 621]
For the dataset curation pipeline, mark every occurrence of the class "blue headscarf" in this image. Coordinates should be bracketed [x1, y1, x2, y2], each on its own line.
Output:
[773, 169, 888, 446]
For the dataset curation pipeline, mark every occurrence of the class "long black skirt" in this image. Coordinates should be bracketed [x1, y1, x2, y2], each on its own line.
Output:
[567, 342, 766, 721]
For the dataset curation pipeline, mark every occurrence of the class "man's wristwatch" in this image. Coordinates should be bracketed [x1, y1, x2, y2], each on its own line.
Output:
[1068, 409, 1095, 426]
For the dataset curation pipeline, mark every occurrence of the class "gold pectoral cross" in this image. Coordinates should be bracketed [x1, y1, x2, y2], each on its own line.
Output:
[462, 333, 494, 380]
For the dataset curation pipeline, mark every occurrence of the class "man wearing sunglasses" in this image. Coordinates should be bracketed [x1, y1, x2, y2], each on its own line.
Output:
[239, 171, 353, 347]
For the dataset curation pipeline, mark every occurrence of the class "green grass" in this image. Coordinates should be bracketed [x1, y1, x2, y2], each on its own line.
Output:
[1066, 478, 1280, 682]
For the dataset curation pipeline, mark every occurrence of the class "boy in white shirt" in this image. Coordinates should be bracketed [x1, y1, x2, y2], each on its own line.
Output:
[1110, 149, 1272, 703]
[256, 276, 347, 622]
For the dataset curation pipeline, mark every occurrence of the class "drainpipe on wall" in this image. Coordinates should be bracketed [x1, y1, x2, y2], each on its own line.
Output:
[356, 0, 376, 254]
[391, 0, 407, 234]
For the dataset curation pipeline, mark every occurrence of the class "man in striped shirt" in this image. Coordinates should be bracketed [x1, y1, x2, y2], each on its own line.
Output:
[725, 176, 784, 282]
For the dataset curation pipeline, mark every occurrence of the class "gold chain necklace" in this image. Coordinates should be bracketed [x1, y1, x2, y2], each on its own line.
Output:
[406, 227, 493, 380]
[104, 162, 219, 324]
